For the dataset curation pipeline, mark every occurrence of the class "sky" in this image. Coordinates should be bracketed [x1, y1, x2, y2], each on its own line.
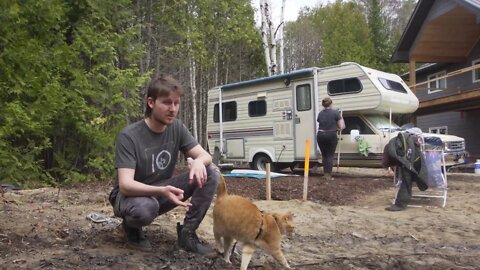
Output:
[250, 0, 324, 24]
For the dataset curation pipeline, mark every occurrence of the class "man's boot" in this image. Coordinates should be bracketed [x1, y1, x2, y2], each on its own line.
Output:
[177, 222, 214, 256]
[385, 204, 406, 211]
[123, 222, 152, 251]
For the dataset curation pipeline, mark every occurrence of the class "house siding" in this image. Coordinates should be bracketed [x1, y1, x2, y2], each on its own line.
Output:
[416, 42, 480, 101]
[417, 110, 480, 156]
[414, 42, 480, 157]
[392, 0, 480, 159]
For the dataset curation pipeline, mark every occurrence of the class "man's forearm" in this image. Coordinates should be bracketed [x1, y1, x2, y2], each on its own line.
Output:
[195, 153, 212, 166]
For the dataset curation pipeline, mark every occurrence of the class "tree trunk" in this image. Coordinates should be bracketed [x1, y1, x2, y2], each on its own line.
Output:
[279, 0, 286, 74]
[187, 31, 198, 140]
[266, 0, 277, 75]
[260, 0, 272, 76]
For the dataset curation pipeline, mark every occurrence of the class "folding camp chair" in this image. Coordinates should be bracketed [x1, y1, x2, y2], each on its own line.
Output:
[393, 136, 448, 208]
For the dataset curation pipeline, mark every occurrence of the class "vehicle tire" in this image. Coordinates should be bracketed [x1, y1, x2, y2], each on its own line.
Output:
[289, 162, 297, 172]
[251, 154, 273, 171]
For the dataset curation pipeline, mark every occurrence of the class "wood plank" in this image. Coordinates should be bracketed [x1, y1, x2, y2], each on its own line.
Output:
[419, 90, 480, 109]
[409, 64, 480, 88]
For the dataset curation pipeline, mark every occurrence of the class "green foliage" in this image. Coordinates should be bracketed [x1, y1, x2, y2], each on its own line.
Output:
[366, 0, 390, 70]
[319, 1, 376, 67]
[0, 0, 146, 188]
[149, 0, 264, 81]
[283, 0, 415, 74]
[0, 0, 69, 187]
[0, 0, 262, 188]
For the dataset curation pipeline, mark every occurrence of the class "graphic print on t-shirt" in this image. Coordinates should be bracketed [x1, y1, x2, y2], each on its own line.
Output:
[152, 150, 171, 171]
[144, 142, 175, 178]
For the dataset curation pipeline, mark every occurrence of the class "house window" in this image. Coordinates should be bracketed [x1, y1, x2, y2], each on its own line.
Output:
[248, 100, 267, 117]
[429, 126, 448, 134]
[427, 71, 446, 94]
[213, 101, 237, 122]
[472, 59, 480, 83]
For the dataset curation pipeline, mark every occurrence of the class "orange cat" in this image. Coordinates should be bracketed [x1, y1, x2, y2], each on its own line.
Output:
[213, 175, 295, 269]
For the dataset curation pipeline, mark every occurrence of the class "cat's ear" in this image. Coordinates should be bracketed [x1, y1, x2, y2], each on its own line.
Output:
[285, 211, 294, 220]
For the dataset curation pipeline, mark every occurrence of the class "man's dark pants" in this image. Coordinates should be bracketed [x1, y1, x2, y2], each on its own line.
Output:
[113, 164, 220, 230]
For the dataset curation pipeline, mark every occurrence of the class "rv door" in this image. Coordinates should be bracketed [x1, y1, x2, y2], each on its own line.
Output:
[293, 82, 317, 160]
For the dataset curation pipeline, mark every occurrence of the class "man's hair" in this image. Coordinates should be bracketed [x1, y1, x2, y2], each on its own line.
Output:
[145, 74, 184, 117]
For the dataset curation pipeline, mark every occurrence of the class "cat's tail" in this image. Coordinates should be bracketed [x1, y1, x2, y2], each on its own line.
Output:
[217, 174, 228, 198]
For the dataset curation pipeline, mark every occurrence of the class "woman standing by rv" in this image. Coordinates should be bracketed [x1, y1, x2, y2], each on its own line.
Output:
[316, 97, 345, 180]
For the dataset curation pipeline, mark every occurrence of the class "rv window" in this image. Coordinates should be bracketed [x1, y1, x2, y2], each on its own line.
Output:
[248, 100, 267, 117]
[341, 116, 374, 135]
[366, 115, 400, 130]
[327, 78, 362, 95]
[213, 101, 237, 122]
[295, 84, 311, 111]
[378, 78, 407, 93]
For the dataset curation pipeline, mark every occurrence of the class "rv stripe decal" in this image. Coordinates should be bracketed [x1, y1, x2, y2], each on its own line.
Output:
[209, 128, 274, 139]
[208, 86, 287, 103]
[318, 74, 369, 85]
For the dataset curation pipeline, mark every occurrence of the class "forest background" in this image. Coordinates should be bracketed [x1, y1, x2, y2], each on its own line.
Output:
[0, 0, 417, 188]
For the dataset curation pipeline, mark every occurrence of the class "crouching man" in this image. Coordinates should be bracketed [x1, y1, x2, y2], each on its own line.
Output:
[109, 74, 220, 254]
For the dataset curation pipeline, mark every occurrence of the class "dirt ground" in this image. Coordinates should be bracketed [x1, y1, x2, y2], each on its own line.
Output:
[1, 167, 479, 270]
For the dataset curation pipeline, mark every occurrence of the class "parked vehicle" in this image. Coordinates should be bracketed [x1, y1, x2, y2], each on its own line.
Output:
[206, 62, 467, 171]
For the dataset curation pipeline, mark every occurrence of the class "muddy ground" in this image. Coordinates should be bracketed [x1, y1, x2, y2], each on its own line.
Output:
[1, 167, 479, 269]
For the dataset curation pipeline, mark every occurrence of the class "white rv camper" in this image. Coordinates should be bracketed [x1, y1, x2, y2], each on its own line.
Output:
[207, 62, 466, 171]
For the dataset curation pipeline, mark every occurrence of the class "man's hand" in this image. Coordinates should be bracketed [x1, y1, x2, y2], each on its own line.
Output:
[160, 185, 191, 208]
[187, 158, 207, 188]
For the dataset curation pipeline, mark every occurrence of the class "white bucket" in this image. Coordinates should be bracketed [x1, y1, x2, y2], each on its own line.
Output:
[475, 159, 480, 174]
[350, 129, 360, 142]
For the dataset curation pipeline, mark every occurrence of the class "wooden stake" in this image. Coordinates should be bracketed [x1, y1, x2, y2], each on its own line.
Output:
[303, 140, 310, 201]
[266, 163, 271, 200]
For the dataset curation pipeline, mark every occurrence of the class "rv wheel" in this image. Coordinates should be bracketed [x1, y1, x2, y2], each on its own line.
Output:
[251, 154, 274, 171]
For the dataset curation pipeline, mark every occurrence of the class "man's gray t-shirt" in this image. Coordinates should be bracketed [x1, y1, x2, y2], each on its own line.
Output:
[115, 119, 198, 185]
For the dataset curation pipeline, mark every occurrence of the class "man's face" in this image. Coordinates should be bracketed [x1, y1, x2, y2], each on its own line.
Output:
[148, 92, 181, 126]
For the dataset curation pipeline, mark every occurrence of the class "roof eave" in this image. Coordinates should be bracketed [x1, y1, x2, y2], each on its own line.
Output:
[391, 0, 435, 63]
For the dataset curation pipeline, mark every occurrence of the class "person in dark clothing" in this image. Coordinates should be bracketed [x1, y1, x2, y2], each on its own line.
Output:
[109, 74, 220, 254]
[316, 97, 345, 180]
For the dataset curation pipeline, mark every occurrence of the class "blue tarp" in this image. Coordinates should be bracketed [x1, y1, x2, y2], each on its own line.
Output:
[222, 169, 296, 179]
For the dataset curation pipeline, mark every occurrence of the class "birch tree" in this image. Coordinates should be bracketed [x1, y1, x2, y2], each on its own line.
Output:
[187, 36, 198, 140]
[260, 0, 272, 76]
[266, 0, 277, 75]
[279, 0, 286, 74]
[260, 0, 287, 75]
